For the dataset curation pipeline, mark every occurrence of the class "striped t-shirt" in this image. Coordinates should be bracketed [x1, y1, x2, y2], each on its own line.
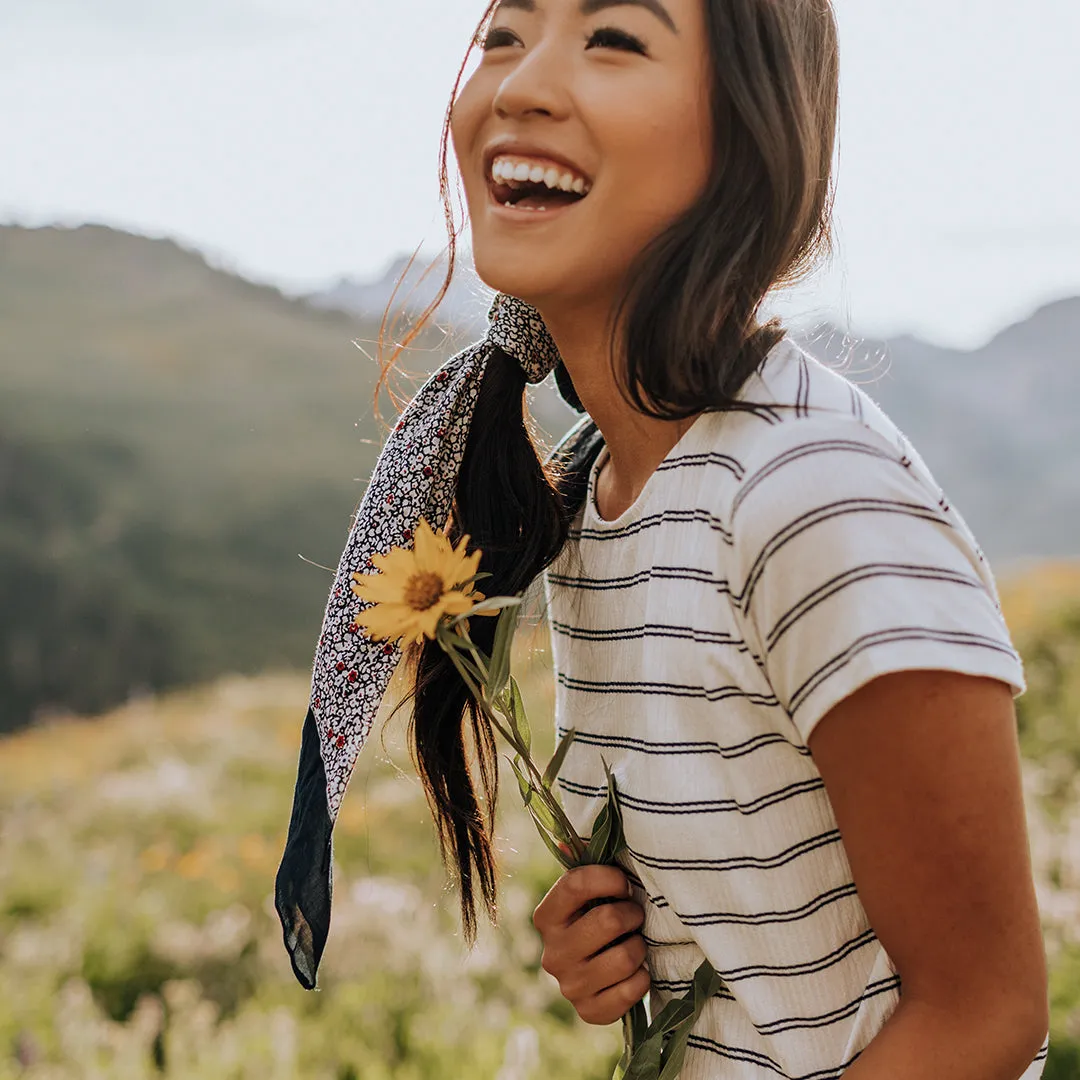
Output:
[541, 336, 1049, 1079]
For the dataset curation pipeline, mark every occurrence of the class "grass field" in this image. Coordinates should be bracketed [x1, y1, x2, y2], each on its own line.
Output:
[2, 565, 1080, 1079]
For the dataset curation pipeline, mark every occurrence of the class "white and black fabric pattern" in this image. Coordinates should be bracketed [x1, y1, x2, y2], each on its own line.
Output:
[274, 291, 580, 990]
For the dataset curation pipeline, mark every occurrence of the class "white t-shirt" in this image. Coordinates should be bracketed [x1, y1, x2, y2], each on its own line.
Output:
[542, 336, 1048, 1078]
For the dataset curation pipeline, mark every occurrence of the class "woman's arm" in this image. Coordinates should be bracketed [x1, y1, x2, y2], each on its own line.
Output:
[807, 668, 1049, 1079]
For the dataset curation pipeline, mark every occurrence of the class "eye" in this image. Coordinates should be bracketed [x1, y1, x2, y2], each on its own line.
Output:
[480, 27, 517, 50]
[586, 26, 647, 54]
[479, 25, 648, 55]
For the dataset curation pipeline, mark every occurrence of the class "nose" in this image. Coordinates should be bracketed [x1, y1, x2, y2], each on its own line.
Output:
[491, 38, 570, 120]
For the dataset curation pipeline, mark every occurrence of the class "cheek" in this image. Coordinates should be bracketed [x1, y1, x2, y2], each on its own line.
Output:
[597, 91, 712, 226]
[449, 78, 484, 164]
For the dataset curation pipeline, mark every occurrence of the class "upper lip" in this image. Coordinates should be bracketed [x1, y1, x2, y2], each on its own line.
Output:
[483, 140, 593, 185]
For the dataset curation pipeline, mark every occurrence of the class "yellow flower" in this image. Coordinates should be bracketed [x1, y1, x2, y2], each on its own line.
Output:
[349, 517, 493, 645]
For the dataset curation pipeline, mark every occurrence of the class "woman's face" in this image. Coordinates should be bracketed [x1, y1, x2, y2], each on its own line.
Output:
[451, 0, 714, 311]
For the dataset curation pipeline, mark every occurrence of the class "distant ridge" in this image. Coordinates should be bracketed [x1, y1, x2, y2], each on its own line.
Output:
[0, 223, 1075, 730]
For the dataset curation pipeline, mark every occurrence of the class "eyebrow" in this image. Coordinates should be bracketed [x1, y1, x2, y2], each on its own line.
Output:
[491, 0, 679, 35]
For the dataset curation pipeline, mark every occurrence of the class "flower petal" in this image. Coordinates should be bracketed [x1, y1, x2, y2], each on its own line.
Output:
[355, 603, 414, 641]
[412, 517, 446, 573]
[350, 573, 405, 605]
[371, 546, 416, 578]
[415, 605, 445, 640]
[438, 591, 474, 616]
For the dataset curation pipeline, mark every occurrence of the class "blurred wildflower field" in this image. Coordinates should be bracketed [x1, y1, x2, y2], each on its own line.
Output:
[3, 563, 1080, 1079]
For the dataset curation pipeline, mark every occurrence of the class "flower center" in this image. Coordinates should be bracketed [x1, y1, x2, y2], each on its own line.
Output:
[404, 572, 445, 611]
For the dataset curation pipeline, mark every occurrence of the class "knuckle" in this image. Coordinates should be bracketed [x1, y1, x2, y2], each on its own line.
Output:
[566, 868, 590, 906]
[560, 973, 584, 1003]
[597, 903, 623, 940]
[539, 949, 557, 977]
[615, 939, 642, 972]
[627, 933, 648, 965]
[576, 1000, 604, 1026]
[631, 966, 652, 999]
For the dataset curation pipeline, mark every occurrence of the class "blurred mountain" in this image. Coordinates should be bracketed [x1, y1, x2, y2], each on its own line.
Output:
[308, 252, 494, 341]
[0, 223, 1075, 732]
[794, 297, 1080, 566]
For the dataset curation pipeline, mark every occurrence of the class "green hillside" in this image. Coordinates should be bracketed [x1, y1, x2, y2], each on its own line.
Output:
[0, 224, 454, 730]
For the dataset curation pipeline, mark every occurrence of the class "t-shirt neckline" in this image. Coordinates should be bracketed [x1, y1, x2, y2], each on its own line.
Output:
[585, 411, 711, 529]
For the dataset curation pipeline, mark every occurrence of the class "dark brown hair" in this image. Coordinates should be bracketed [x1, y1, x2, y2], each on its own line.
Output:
[371, 0, 840, 946]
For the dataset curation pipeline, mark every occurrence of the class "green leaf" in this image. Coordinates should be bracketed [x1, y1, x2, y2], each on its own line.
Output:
[629, 1000, 650, 1051]
[524, 788, 561, 837]
[447, 595, 522, 620]
[620, 1028, 665, 1080]
[457, 571, 494, 587]
[507, 675, 531, 756]
[601, 757, 627, 858]
[485, 603, 518, 698]
[585, 758, 626, 864]
[653, 960, 724, 1080]
[584, 801, 613, 865]
[507, 755, 532, 805]
[542, 727, 576, 789]
[529, 813, 576, 869]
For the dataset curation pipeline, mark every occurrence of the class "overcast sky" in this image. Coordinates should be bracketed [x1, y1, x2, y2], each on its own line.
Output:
[2, 0, 1078, 348]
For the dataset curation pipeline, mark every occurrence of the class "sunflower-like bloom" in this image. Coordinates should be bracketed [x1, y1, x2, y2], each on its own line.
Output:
[349, 517, 492, 645]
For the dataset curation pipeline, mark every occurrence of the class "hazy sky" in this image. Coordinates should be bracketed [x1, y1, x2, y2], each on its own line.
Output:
[2, 0, 1078, 347]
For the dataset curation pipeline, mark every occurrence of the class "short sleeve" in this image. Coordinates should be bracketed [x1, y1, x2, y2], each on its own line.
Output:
[729, 415, 1027, 746]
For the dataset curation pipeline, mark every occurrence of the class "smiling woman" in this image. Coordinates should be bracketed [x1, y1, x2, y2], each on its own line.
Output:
[274, 0, 1050, 1076]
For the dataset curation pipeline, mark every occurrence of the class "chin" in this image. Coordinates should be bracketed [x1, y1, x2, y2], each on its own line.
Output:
[472, 253, 585, 310]
[471, 261, 548, 308]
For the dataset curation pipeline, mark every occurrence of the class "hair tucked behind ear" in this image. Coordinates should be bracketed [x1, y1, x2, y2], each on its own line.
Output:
[368, 0, 841, 944]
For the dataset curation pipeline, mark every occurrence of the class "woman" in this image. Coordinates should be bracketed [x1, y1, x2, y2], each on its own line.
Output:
[278, 0, 1051, 1075]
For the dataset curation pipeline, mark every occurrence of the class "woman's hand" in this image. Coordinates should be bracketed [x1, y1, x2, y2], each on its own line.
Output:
[532, 861, 650, 1026]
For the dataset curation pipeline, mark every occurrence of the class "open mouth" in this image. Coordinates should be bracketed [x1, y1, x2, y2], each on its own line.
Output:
[488, 176, 589, 212]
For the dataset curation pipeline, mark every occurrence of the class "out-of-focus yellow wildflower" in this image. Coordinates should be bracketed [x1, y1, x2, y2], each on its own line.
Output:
[349, 517, 494, 645]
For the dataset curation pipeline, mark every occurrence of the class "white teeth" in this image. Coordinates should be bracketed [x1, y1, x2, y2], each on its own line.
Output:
[491, 155, 592, 195]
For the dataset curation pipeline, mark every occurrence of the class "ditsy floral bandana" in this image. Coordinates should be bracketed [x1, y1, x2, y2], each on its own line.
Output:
[274, 291, 599, 989]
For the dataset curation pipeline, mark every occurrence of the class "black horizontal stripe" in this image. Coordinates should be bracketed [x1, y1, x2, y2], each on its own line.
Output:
[651, 973, 899, 1037]
[683, 1033, 788, 1076]
[551, 618, 743, 648]
[555, 775, 825, 817]
[790, 626, 1021, 715]
[765, 562, 988, 652]
[625, 828, 843, 872]
[753, 975, 901, 1035]
[739, 497, 953, 614]
[569, 506, 735, 543]
[715, 927, 878, 983]
[733, 436, 897, 516]
[548, 564, 735, 596]
[686, 1031, 868, 1079]
[652, 448, 747, 479]
[556, 671, 781, 706]
[554, 725, 811, 761]
[675, 882, 859, 927]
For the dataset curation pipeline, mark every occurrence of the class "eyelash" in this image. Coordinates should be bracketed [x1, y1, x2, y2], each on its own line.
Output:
[481, 26, 647, 55]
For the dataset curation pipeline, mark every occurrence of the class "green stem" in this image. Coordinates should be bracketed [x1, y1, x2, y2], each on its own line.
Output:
[438, 634, 586, 858]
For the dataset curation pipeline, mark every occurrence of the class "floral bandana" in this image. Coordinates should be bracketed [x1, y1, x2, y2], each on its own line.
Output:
[274, 291, 592, 990]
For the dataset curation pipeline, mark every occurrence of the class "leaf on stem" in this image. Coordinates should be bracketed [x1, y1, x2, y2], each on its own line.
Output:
[507, 675, 531, 757]
[542, 727, 576, 789]
[486, 604, 519, 699]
